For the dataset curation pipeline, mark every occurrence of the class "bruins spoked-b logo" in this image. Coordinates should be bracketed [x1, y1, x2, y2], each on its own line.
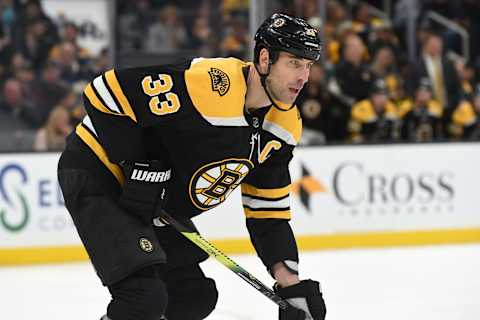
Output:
[305, 28, 317, 37]
[189, 158, 254, 210]
[139, 237, 154, 252]
[208, 68, 230, 96]
[273, 17, 286, 28]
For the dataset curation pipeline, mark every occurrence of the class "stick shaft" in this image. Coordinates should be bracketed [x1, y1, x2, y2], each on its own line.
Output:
[154, 211, 290, 310]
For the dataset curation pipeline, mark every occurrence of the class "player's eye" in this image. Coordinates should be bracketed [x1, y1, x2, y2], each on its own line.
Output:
[290, 60, 301, 67]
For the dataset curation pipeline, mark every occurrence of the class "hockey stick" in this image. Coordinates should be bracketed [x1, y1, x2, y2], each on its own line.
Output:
[153, 209, 290, 310]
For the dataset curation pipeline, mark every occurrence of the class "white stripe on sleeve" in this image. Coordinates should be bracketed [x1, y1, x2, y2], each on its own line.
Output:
[92, 75, 121, 114]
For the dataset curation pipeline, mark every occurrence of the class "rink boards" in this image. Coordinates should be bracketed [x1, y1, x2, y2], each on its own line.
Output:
[1, 142, 479, 264]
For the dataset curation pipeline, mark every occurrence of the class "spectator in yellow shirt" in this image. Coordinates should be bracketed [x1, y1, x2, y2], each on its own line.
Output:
[349, 79, 399, 143]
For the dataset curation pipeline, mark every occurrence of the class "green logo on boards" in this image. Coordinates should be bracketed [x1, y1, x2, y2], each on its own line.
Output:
[0, 164, 30, 232]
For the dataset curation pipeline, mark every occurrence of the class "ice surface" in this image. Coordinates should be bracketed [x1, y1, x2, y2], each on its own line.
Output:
[1, 244, 479, 319]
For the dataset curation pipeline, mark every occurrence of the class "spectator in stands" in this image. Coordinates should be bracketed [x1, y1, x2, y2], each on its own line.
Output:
[220, 15, 249, 59]
[33, 105, 72, 151]
[12, 0, 59, 53]
[145, 4, 187, 53]
[49, 41, 92, 84]
[297, 63, 328, 145]
[399, 78, 443, 142]
[7, 1, 58, 71]
[186, 15, 213, 57]
[411, 31, 460, 112]
[0, 78, 36, 129]
[90, 47, 111, 75]
[450, 84, 480, 140]
[368, 20, 401, 59]
[60, 22, 91, 60]
[12, 60, 34, 84]
[29, 61, 68, 127]
[326, 0, 348, 30]
[351, 1, 371, 37]
[455, 58, 475, 101]
[369, 44, 403, 103]
[351, 1, 387, 44]
[57, 87, 79, 111]
[16, 19, 54, 70]
[349, 79, 399, 143]
[334, 33, 373, 105]
[298, 0, 320, 22]
[11, 59, 35, 108]
[299, 62, 350, 143]
[7, 52, 29, 75]
[323, 1, 348, 64]
[49, 22, 94, 82]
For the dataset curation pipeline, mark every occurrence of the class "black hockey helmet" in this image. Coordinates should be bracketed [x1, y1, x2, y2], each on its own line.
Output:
[254, 13, 322, 63]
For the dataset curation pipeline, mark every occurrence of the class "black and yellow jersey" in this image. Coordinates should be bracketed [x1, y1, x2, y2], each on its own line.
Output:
[398, 99, 443, 119]
[349, 99, 398, 142]
[70, 57, 302, 221]
[452, 101, 476, 127]
[399, 99, 444, 142]
[450, 101, 479, 139]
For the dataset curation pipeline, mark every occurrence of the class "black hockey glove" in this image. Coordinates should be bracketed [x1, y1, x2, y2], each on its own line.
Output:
[119, 160, 171, 224]
[275, 280, 326, 320]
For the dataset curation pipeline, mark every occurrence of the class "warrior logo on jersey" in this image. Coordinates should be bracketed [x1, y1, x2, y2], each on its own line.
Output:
[189, 158, 254, 210]
[208, 68, 230, 96]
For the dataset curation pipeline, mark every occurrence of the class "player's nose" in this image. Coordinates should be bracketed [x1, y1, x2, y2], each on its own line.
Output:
[298, 67, 310, 85]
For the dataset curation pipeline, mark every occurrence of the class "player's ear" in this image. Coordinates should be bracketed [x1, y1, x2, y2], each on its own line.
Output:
[258, 48, 270, 73]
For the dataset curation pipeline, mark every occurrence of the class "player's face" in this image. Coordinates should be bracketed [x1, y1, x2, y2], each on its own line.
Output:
[266, 52, 314, 104]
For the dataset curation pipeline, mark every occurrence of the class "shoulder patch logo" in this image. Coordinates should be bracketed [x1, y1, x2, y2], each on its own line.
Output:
[208, 68, 230, 96]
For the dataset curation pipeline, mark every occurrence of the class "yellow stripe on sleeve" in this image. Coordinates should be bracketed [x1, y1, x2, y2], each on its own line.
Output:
[84, 83, 118, 115]
[104, 69, 137, 123]
[241, 183, 291, 199]
[243, 207, 291, 219]
[76, 124, 125, 186]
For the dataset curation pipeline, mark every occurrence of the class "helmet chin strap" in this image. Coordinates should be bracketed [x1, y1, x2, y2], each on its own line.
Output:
[254, 61, 296, 112]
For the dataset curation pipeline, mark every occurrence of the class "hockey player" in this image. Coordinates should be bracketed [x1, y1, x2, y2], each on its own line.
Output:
[57, 13, 326, 320]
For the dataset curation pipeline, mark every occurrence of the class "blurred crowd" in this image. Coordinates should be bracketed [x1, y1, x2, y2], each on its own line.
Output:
[0, 0, 109, 152]
[293, 0, 480, 145]
[2, 0, 480, 152]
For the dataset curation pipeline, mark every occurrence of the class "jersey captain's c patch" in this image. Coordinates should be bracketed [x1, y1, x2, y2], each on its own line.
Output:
[208, 68, 230, 96]
[189, 158, 254, 210]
